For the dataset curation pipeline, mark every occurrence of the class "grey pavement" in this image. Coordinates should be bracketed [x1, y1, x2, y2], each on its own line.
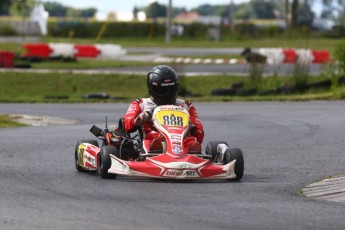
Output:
[1, 102, 345, 230]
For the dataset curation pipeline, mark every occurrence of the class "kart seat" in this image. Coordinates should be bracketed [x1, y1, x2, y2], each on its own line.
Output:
[148, 138, 163, 153]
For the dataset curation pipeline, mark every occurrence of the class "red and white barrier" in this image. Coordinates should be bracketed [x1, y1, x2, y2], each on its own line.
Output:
[0, 51, 15, 68]
[50, 43, 76, 57]
[22, 43, 53, 58]
[295, 49, 314, 64]
[22, 43, 127, 59]
[258, 48, 330, 64]
[96, 44, 127, 59]
[312, 50, 330, 64]
[22, 43, 329, 65]
[258, 48, 284, 65]
[282, 49, 298, 63]
[74, 45, 101, 58]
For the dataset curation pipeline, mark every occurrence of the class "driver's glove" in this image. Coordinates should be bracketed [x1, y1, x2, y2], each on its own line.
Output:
[188, 124, 197, 136]
[134, 109, 152, 126]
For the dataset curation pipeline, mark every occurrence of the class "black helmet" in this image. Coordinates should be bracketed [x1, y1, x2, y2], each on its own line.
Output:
[147, 65, 179, 105]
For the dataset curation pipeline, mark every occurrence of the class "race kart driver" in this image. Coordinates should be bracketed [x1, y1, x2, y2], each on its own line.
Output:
[123, 65, 204, 154]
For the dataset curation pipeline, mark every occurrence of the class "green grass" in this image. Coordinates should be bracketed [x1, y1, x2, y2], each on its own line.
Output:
[0, 71, 344, 103]
[0, 42, 23, 54]
[28, 59, 153, 69]
[0, 72, 146, 102]
[0, 37, 343, 102]
[0, 114, 28, 128]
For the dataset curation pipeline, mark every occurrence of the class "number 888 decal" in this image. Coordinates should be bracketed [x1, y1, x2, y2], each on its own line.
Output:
[163, 114, 184, 126]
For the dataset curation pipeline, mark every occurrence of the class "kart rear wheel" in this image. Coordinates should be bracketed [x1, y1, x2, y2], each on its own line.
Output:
[223, 148, 244, 181]
[75, 140, 99, 172]
[205, 141, 228, 161]
[98, 146, 118, 179]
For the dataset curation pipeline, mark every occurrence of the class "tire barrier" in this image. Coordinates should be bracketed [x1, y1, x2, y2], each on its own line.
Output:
[22, 43, 127, 59]
[83, 93, 110, 99]
[211, 79, 336, 97]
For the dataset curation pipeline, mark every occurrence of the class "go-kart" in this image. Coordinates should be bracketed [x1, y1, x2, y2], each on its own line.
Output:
[75, 105, 244, 181]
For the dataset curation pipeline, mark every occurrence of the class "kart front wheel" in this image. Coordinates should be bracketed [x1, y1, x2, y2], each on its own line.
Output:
[223, 148, 244, 181]
[205, 141, 228, 161]
[75, 139, 99, 172]
[98, 146, 118, 179]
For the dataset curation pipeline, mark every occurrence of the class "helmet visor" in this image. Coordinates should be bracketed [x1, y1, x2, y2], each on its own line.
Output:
[149, 84, 179, 105]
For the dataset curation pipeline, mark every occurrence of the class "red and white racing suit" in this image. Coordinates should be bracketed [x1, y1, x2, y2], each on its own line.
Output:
[124, 98, 204, 153]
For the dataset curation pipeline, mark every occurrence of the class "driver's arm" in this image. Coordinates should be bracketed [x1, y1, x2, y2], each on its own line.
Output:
[124, 100, 142, 133]
[188, 104, 204, 143]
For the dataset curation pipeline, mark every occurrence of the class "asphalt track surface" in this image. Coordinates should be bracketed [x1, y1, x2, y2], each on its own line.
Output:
[1, 102, 345, 230]
[126, 47, 245, 56]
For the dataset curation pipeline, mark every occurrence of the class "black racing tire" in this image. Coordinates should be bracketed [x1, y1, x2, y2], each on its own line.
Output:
[205, 141, 228, 161]
[211, 88, 236, 96]
[75, 139, 99, 172]
[98, 146, 118, 179]
[223, 148, 244, 181]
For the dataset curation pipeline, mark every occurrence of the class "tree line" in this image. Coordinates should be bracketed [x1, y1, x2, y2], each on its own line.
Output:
[1, 0, 344, 28]
[141, 0, 343, 28]
[0, 0, 96, 18]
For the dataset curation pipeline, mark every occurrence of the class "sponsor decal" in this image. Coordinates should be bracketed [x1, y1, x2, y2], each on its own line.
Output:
[171, 135, 181, 140]
[174, 107, 184, 111]
[161, 82, 175, 86]
[172, 137, 181, 143]
[86, 154, 95, 166]
[88, 145, 99, 153]
[159, 106, 184, 112]
[163, 169, 198, 177]
[147, 101, 155, 106]
[172, 142, 181, 145]
[78, 145, 86, 166]
[145, 101, 157, 111]
[172, 145, 182, 154]
[127, 104, 137, 112]
[167, 127, 183, 130]
[172, 140, 181, 144]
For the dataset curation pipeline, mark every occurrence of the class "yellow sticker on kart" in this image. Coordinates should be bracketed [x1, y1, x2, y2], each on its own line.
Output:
[78, 144, 86, 166]
[155, 110, 189, 127]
